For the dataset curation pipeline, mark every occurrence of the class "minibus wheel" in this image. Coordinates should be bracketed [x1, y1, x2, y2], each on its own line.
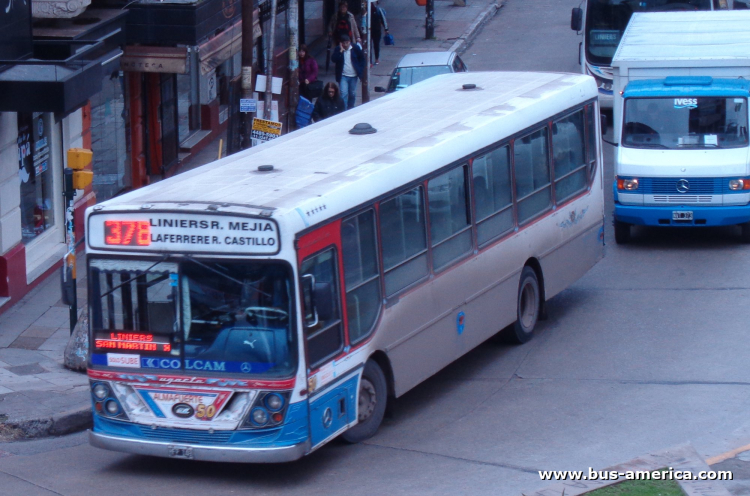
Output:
[614, 220, 631, 244]
[342, 360, 387, 443]
[509, 266, 539, 344]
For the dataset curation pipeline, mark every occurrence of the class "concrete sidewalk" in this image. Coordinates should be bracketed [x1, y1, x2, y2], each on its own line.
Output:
[0, 0, 501, 441]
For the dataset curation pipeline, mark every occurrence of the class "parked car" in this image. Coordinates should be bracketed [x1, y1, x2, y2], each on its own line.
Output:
[375, 51, 469, 93]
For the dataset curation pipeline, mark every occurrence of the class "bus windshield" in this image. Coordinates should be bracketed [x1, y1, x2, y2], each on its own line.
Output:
[622, 97, 749, 149]
[585, 0, 712, 66]
[89, 258, 296, 377]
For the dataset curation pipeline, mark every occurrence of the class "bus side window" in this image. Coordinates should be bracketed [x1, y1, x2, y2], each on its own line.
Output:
[428, 165, 472, 271]
[342, 209, 381, 344]
[300, 249, 344, 368]
[380, 187, 429, 296]
[472, 145, 513, 246]
[514, 127, 551, 224]
[585, 104, 597, 179]
[552, 109, 588, 203]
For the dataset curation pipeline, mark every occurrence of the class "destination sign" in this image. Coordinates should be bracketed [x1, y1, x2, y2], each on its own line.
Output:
[88, 212, 279, 254]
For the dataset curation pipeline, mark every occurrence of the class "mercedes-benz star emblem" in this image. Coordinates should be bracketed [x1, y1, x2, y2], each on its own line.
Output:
[322, 407, 333, 429]
[241, 362, 252, 373]
[676, 179, 690, 194]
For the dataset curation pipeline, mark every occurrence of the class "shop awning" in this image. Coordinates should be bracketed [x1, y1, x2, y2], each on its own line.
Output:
[0, 9, 126, 115]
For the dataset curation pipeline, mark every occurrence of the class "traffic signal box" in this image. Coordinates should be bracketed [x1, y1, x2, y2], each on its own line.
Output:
[67, 148, 94, 190]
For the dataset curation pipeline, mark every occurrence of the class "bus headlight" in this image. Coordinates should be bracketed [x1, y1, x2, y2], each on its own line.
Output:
[729, 179, 750, 190]
[617, 177, 639, 191]
[93, 383, 109, 400]
[242, 391, 291, 429]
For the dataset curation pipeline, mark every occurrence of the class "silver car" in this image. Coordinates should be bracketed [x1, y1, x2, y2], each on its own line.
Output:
[375, 51, 469, 93]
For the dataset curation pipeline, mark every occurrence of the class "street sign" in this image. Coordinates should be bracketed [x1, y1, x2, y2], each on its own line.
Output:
[251, 118, 282, 143]
[240, 98, 257, 113]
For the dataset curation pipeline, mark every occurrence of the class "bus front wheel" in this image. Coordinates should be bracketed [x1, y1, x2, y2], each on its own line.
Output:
[614, 220, 631, 244]
[342, 360, 387, 444]
[509, 266, 540, 344]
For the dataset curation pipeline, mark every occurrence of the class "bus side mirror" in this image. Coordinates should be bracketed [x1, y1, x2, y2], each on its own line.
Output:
[374, 86, 386, 93]
[571, 8, 582, 31]
[600, 113, 608, 135]
[301, 274, 318, 328]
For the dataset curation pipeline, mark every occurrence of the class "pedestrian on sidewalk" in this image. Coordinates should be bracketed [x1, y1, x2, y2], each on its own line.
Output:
[312, 82, 346, 122]
[331, 35, 365, 110]
[328, 0, 361, 45]
[369, 1, 388, 65]
[298, 44, 320, 101]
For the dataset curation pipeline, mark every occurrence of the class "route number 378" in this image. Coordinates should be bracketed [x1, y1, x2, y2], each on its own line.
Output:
[195, 404, 217, 420]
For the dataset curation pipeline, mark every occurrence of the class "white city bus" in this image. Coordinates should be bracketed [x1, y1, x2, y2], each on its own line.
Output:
[86, 71, 605, 462]
[570, 0, 729, 109]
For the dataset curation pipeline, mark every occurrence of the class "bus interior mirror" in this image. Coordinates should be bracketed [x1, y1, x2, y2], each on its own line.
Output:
[571, 8, 582, 31]
[374, 86, 386, 93]
[600, 113, 608, 135]
[313, 282, 334, 321]
[301, 274, 319, 328]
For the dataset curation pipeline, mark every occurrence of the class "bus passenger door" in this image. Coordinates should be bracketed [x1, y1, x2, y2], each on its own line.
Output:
[297, 223, 359, 450]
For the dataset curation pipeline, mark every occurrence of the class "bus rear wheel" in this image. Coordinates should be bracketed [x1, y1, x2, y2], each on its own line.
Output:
[508, 266, 540, 344]
[341, 360, 387, 444]
[614, 220, 631, 244]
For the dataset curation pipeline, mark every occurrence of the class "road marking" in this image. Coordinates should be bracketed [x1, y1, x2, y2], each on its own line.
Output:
[706, 443, 750, 465]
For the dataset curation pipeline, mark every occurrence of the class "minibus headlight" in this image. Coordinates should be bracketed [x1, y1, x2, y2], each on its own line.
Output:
[729, 179, 750, 190]
[105, 400, 120, 415]
[617, 177, 639, 191]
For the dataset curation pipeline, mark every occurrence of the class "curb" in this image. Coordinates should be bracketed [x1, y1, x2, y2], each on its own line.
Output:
[449, 0, 502, 54]
[0, 406, 92, 441]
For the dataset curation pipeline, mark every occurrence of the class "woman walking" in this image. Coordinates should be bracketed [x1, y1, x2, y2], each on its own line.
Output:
[369, 1, 388, 65]
[312, 82, 345, 122]
[298, 44, 319, 100]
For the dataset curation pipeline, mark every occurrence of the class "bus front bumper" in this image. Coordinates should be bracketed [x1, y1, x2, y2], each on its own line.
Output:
[89, 430, 310, 463]
[615, 204, 750, 227]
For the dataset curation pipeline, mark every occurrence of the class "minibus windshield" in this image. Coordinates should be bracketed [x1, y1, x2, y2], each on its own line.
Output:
[622, 97, 749, 150]
[89, 258, 296, 377]
[585, 0, 712, 66]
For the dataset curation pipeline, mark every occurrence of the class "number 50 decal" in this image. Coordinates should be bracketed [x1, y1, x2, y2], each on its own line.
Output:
[195, 404, 217, 420]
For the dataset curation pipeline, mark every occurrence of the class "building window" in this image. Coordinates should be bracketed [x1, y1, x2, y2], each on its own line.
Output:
[91, 71, 131, 202]
[18, 113, 54, 244]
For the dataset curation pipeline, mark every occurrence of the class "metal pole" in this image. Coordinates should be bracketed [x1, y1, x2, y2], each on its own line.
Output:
[362, 0, 371, 103]
[264, 0, 278, 120]
[289, 0, 299, 127]
[426, 0, 434, 39]
[240, 0, 255, 149]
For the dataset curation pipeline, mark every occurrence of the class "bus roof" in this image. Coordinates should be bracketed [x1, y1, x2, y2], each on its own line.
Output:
[613, 11, 750, 64]
[96, 72, 596, 230]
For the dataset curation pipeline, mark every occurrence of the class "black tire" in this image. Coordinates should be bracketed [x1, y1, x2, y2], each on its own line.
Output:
[508, 266, 540, 344]
[741, 222, 750, 244]
[614, 219, 631, 245]
[341, 360, 387, 443]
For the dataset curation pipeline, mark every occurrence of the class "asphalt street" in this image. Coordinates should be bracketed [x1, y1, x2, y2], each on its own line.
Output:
[2, 0, 750, 494]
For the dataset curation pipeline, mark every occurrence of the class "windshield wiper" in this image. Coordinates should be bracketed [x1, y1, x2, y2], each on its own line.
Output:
[630, 142, 669, 149]
[99, 255, 170, 299]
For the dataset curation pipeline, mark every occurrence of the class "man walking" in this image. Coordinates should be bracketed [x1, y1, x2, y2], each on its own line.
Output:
[331, 35, 365, 110]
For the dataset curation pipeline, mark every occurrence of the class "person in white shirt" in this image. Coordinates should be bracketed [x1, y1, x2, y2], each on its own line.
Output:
[330, 34, 365, 110]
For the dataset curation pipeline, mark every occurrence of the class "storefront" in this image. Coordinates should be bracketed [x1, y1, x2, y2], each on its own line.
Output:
[0, 6, 126, 312]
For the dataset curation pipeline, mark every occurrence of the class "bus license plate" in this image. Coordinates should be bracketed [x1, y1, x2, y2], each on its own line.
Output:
[672, 211, 693, 221]
[168, 445, 194, 459]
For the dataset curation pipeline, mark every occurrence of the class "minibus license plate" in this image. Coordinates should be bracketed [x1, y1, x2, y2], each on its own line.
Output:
[672, 211, 693, 221]
[168, 445, 194, 459]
